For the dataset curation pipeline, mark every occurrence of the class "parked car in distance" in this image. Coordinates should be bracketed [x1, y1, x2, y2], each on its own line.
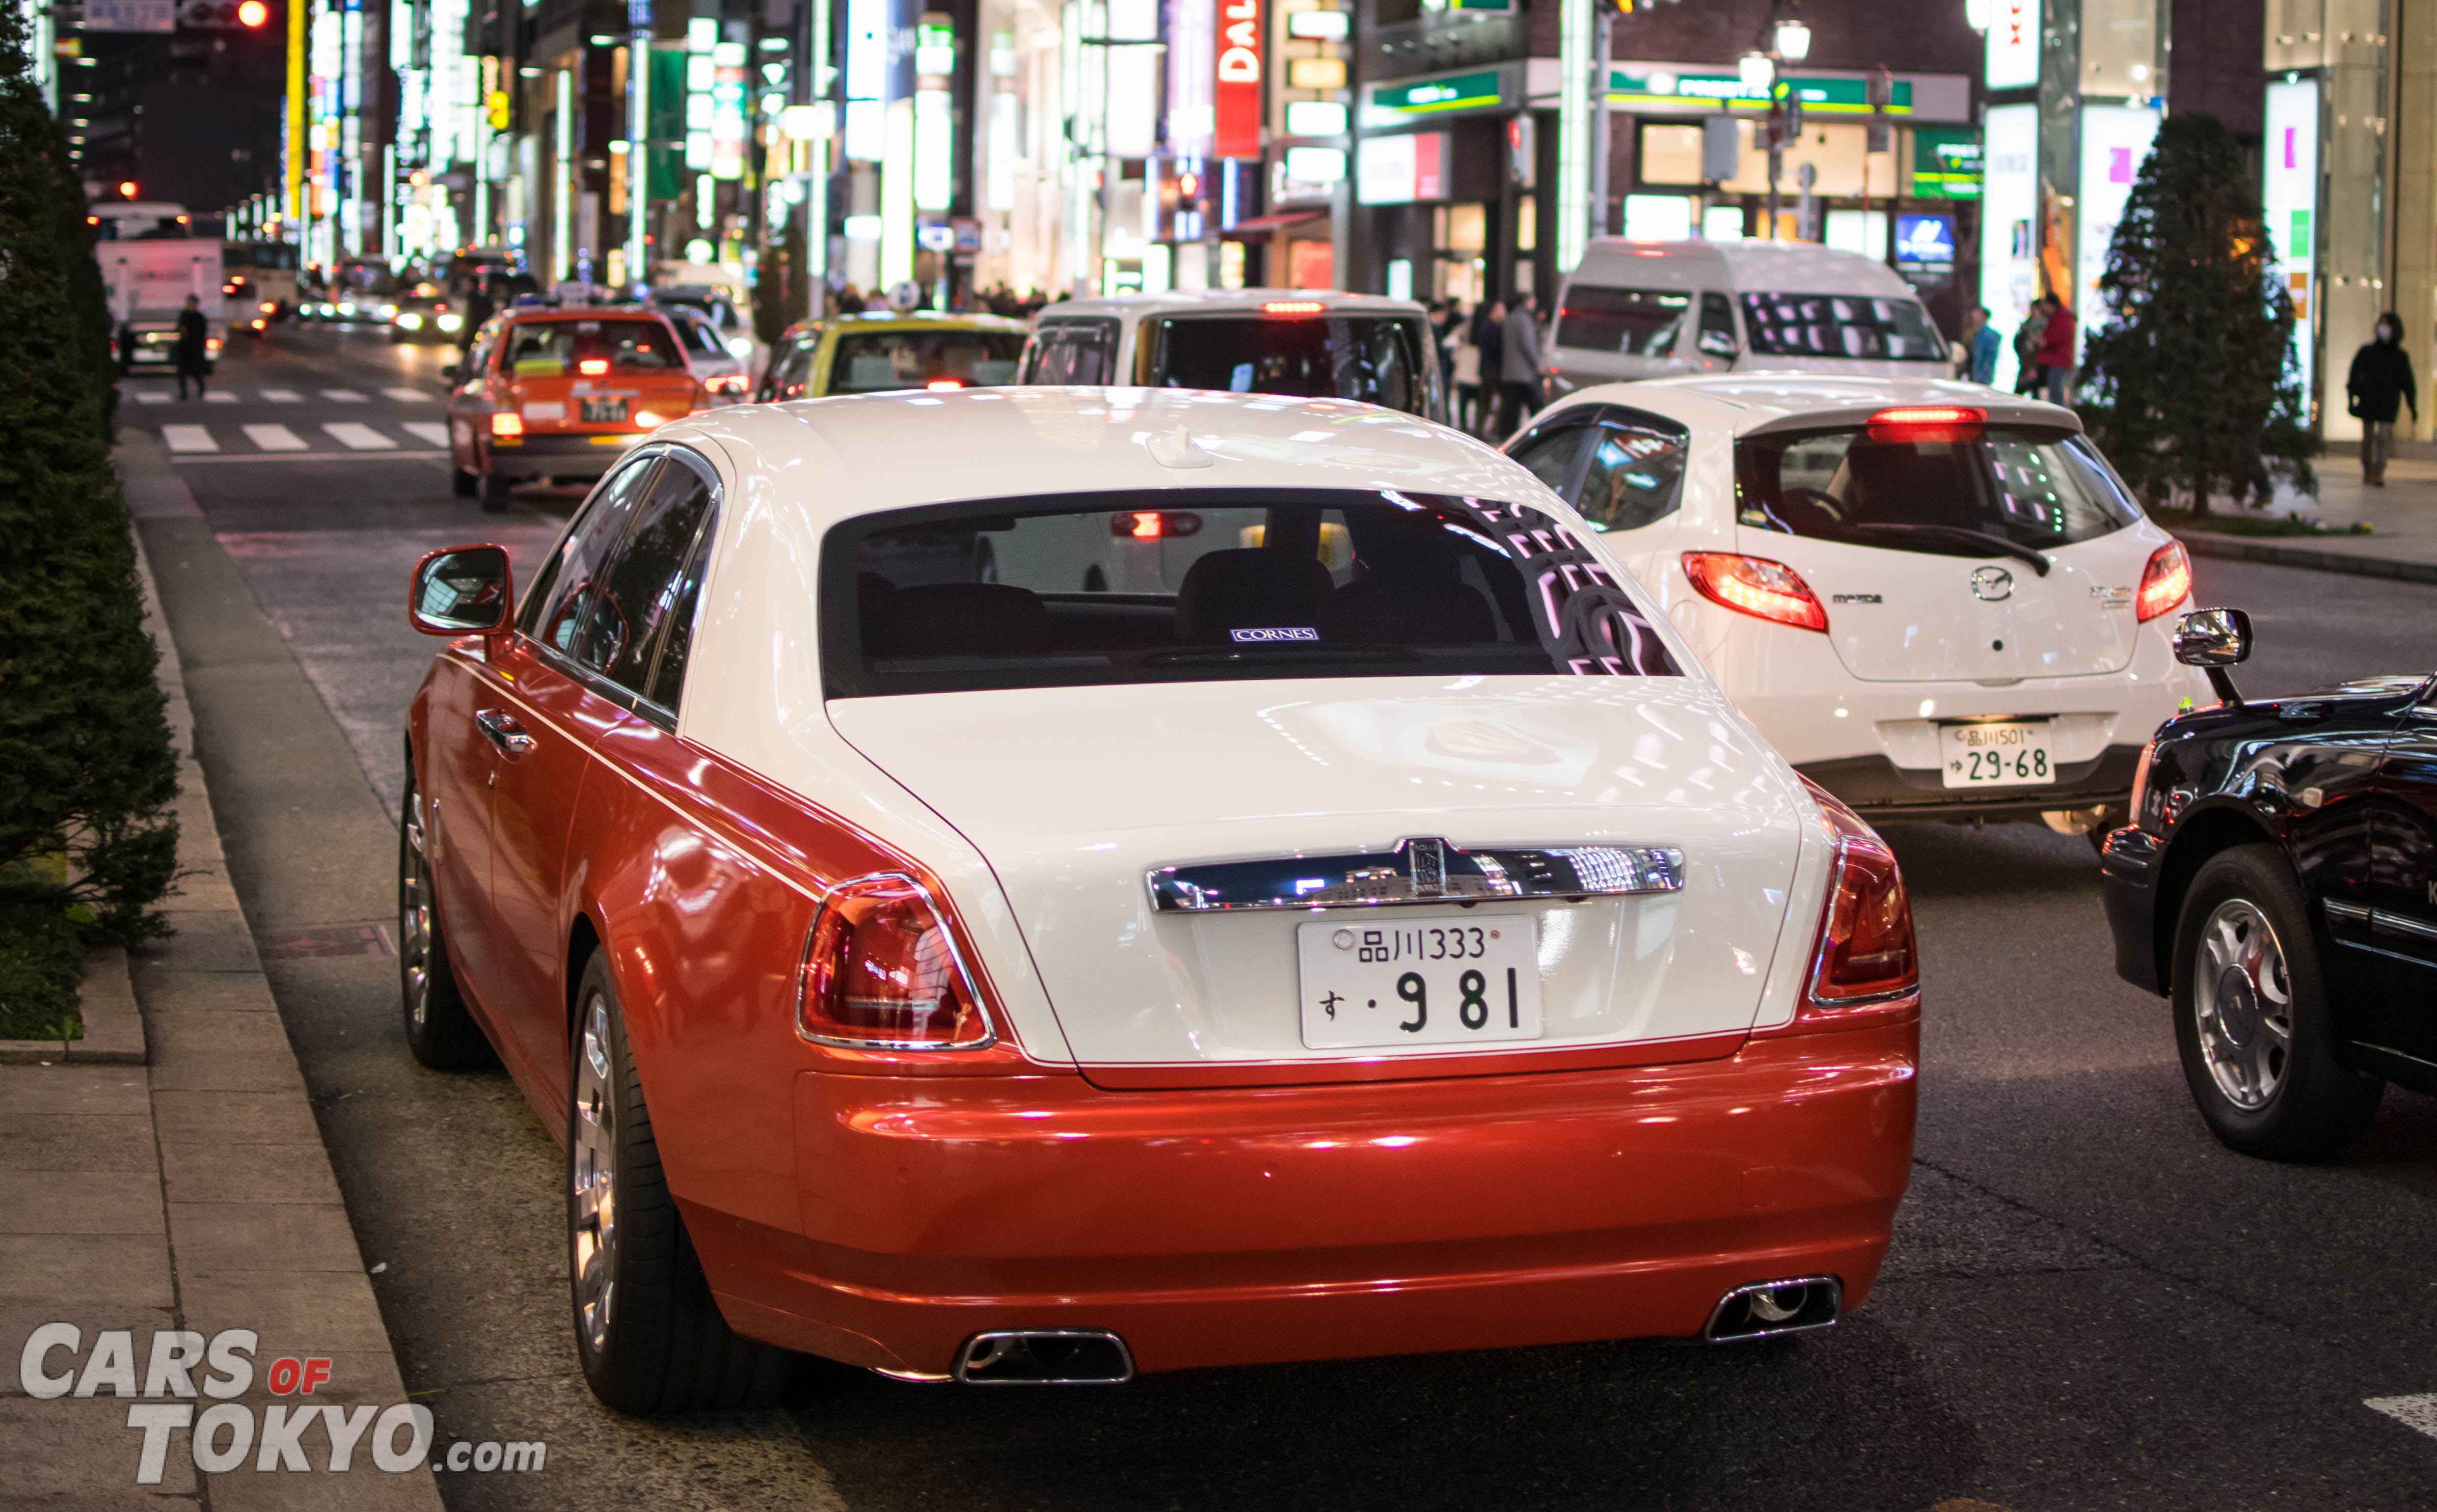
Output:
[389, 283, 466, 344]
[1506, 373, 2203, 836]
[1019, 290, 1447, 423]
[756, 310, 1027, 400]
[2102, 608, 2432, 1161]
[443, 307, 703, 512]
[398, 387, 1919, 1412]
[1546, 241, 1949, 400]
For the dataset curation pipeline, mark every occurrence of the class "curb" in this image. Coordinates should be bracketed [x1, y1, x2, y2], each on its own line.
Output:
[2172, 529, 2437, 586]
[0, 947, 142, 1063]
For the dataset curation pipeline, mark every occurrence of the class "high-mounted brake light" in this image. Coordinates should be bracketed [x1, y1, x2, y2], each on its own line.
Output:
[2135, 540, 2191, 622]
[1796, 787, 1918, 1023]
[490, 410, 524, 437]
[1682, 552, 1828, 632]
[578, 358, 610, 375]
[1261, 300, 1328, 315]
[797, 876, 995, 1049]
[1111, 510, 1203, 540]
[1865, 405, 1984, 443]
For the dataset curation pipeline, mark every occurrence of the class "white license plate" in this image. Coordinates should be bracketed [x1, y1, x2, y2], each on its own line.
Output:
[1941, 721, 2055, 788]
[1297, 916, 1542, 1050]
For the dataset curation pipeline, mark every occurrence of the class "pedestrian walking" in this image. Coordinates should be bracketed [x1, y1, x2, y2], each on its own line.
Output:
[1470, 298, 1506, 436]
[2036, 296, 2077, 406]
[2012, 298, 2048, 396]
[1494, 291, 1545, 441]
[1450, 315, 1483, 435]
[172, 294, 210, 400]
[1961, 305, 2000, 386]
[2346, 311, 2418, 486]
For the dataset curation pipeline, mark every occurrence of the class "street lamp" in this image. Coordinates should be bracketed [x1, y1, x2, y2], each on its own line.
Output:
[1772, 16, 1811, 61]
[1739, 50, 1776, 92]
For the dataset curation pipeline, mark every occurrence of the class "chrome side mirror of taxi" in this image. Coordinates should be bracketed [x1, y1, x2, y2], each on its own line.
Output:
[410, 544, 513, 637]
[2173, 607, 2252, 707]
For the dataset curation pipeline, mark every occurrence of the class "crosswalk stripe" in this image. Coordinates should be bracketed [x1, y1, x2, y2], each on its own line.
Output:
[242, 424, 307, 452]
[132, 392, 170, 405]
[322, 422, 395, 450]
[260, 388, 303, 402]
[160, 425, 218, 454]
[202, 391, 237, 403]
[400, 422, 451, 447]
[382, 387, 432, 403]
[322, 389, 367, 403]
[2369, 1395, 2437, 1441]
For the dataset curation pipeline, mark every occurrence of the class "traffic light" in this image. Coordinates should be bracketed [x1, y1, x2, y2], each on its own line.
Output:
[181, 0, 273, 28]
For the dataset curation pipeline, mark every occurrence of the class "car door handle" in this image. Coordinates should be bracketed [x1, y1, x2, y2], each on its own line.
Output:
[474, 708, 536, 756]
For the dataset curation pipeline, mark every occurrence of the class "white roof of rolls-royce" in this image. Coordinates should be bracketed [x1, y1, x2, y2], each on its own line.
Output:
[662, 386, 1546, 521]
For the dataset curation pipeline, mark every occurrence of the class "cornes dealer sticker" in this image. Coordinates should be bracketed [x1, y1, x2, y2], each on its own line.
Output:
[1230, 627, 1319, 643]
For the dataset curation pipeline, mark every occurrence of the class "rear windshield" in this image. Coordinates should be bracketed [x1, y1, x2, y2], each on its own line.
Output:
[822, 489, 1680, 697]
[829, 329, 1025, 392]
[1554, 287, 1690, 355]
[500, 319, 684, 376]
[1146, 316, 1427, 415]
[1022, 318, 1121, 383]
[1741, 293, 1945, 362]
[1736, 425, 2141, 554]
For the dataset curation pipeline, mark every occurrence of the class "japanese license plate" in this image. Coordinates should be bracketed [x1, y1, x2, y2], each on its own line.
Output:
[1941, 721, 2054, 788]
[579, 396, 629, 424]
[1296, 916, 1542, 1050]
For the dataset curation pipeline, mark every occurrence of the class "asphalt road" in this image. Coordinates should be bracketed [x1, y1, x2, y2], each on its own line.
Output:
[134, 327, 2437, 1512]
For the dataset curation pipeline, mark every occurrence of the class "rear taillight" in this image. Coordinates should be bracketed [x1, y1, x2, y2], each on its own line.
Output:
[490, 410, 524, 437]
[1682, 552, 1828, 632]
[797, 876, 995, 1050]
[2136, 540, 2191, 622]
[1801, 787, 1918, 1018]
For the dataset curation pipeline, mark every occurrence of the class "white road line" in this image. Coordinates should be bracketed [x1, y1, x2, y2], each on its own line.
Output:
[132, 392, 170, 405]
[322, 422, 396, 450]
[202, 390, 237, 403]
[160, 425, 218, 454]
[2368, 1395, 2437, 1441]
[241, 424, 308, 452]
[260, 388, 303, 402]
[399, 421, 451, 447]
[382, 387, 432, 402]
[321, 388, 368, 403]
[169, 450, 447, 463]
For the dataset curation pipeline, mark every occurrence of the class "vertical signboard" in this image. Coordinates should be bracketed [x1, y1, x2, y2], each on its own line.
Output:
[1170, 0, 1216, 160]
[2262, 78, 2320, 416]
[1979, 102, 2038, 389]
[2075, 103, 2159, 349]
[1215, 0, 1261, 159]
[1985, 0, 2039, 90]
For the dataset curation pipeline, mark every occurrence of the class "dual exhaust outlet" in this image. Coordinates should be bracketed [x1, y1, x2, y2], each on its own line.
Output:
[929, 1278, 1839, 1385]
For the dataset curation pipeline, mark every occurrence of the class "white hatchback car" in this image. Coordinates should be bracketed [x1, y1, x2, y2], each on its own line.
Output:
[1506, 374, 2204, 835]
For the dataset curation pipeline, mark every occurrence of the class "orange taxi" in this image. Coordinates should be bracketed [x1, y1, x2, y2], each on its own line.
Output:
[446, 307, 706, 511]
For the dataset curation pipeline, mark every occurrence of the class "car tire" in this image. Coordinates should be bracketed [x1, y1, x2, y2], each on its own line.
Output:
[451, 466, 477, 499]
[399, 767, 492, 1069]
[480, 471, 511, 513]
[567, 952, 794, 1414]
[2170, 844, 2383, 1160]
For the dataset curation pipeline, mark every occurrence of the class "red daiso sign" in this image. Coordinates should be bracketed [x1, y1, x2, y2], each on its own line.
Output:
[1216, 0, 1261, 159]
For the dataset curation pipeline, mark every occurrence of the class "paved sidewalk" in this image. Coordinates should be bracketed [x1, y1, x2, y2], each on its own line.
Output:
[2175, 456, 2437, 582]
[2, 451, 444, 1509]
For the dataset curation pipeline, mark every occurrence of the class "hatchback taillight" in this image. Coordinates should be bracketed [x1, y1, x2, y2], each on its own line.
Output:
[1682, 552, 1829, 633]
[797, 876, 995, 1049]
[1805, 789, 1918, 1011]
[2136, 541, 2191, 622]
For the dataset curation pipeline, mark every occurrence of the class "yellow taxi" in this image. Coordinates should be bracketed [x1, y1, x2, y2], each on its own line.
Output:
[446, 308, 706, 511]
[753, 310, 1029, 400]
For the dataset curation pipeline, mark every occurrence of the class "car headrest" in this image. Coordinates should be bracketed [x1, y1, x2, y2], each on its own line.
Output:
[1325, 578, 1497, 645]
[1174, 548, 1335, 643]
[868, 582, 1053, 660]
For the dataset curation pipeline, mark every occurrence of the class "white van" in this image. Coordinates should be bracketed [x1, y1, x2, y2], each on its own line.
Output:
[1546, 240, 1948, 398]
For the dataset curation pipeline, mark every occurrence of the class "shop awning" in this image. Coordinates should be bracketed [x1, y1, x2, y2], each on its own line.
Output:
[1225, 210, 1328, 236]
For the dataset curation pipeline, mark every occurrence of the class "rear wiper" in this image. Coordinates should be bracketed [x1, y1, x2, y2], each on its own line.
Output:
[1143, 644, 1422, 668]
[1848, 523, 2052, 576]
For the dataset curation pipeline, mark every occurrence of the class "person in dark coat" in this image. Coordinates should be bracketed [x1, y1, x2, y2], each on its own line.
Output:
[2346, 311, 2418, 486]
[173, 294, 211, 400]
[1470, 298, 1505, 435]
[458, 277, 496, 356]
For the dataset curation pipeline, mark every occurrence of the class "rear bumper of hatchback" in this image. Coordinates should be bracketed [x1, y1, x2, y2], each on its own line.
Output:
[689, 1020, 1918, 1379]
[1800, 744, 2145, 822]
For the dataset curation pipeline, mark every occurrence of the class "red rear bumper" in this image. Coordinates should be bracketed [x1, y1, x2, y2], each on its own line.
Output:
[688, 1020, 1917, 1378]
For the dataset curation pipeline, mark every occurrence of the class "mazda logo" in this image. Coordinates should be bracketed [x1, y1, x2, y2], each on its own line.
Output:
[1970, 566, 2014, 602]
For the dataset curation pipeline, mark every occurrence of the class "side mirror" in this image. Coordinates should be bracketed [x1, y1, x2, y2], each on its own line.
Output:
[1697, 328, 1739, 358]
[2173, 606, 2252, 707]
[440, 363, 459, 381]
[410, 544, 513, 637]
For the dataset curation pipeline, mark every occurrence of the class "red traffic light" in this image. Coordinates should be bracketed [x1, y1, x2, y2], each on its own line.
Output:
[237, 0, 268, 23]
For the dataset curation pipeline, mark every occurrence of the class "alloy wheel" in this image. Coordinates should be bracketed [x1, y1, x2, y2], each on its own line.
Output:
[2192, 897, 2293, 1110]
[571, 995, 620, 1354]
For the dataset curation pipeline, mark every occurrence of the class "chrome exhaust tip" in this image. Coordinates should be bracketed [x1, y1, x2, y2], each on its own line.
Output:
[1703, 1276, 1842, 1343]
[952, 1330, 1135, 1384]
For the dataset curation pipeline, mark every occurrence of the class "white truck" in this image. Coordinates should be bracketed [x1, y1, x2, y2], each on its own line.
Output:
[95, 206, 228, 377]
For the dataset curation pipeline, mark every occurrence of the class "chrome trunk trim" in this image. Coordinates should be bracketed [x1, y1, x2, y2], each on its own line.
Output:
[1148, 836, 1685, 913]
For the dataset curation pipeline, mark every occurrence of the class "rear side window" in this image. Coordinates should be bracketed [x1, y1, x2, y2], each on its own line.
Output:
[1696, 292, 1739, 356]
[1506, 420, 1587, 494]
[1575, 413, 1691, 533]
[1144, 315, 1425, 415]
[1741, 293, 1945, 362]
[1553, 287, 1690, 356]
[1736, 425, 2139, 553]
[829, 329, 1024, 392]
[822, 489, 1678, 698]
[1023, 318, 1121, 383]
[502, 318, 685, 376]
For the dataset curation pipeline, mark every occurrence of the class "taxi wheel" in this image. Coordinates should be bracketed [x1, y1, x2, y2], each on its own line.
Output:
[451, 466, 476, 498]
[2170, 844, 2382, 1161]
[480, 472, 511, 512]
[567, 952, 793, 1414]
[398, 768, 491, 1069]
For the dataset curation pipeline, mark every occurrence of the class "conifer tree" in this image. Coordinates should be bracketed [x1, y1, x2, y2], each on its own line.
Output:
[2076, 113, 2316, 512]
[0, 3, 178, 1029]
